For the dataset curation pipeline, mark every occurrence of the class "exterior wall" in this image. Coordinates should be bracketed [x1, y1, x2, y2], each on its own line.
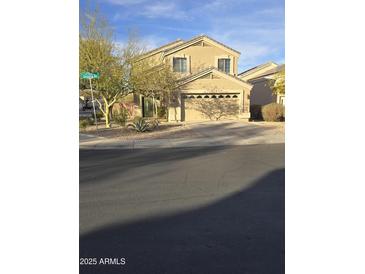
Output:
[168, 73, 251, 122]
[249, 78, 276, 106]
[168, 96, 182, 122]
[113, 93, 143, 117]
[165, 42, 239, 77]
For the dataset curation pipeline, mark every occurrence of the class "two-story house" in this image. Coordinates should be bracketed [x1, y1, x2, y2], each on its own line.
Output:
[123, 35, 253, 122]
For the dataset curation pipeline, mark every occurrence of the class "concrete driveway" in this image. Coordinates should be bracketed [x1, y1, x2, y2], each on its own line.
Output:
[80, 121, 284, 149]
[80, 144, 284, 274]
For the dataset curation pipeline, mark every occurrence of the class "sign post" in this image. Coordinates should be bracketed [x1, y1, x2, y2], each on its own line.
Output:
[80, 72, 100, 130]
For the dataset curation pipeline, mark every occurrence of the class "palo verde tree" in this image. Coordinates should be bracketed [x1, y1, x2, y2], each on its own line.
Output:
[79, 8, 137, 128]
[131, 57, 179, 119]
[270, 68, 285, 96]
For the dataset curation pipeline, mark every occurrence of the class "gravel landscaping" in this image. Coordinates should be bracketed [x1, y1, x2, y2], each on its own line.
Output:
[80, 122, 204, 140]
[80, 120, 285, 141]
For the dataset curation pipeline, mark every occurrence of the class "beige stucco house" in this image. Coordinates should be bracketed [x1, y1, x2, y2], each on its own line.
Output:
[238, 62, 285, 106]
[125, 35, 253, 122]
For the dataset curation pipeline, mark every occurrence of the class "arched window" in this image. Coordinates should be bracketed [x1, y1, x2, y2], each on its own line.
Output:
[189, 95, 195, 99]
[211, 95, 217, 98]
[197, 95, 202, 98]
[204, 95, 210, 98]
[218, 95, 224, 98]
[232, 95, 238, 98]
[225, 95, 231, 98]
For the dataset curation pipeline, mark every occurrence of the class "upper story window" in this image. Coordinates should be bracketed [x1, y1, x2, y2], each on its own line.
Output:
[173, 57, 187, 72]
[218, 58, 231, 73]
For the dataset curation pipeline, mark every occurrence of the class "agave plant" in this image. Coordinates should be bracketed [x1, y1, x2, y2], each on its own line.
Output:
[127, 117, 150, 132]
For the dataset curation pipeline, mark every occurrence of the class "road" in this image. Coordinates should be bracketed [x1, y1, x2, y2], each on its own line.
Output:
[80, 144, 284, 274]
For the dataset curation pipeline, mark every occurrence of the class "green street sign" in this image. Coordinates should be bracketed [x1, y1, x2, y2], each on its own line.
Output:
[80, 72, 100, 79]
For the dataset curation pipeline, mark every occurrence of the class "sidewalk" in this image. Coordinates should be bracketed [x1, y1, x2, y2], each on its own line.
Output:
[79, 133, 284, 150]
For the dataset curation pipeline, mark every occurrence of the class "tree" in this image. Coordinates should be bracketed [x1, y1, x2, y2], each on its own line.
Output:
[130, 56, 179, 119]
[79, 7, 135, 128]
[270, 69, 285, 96]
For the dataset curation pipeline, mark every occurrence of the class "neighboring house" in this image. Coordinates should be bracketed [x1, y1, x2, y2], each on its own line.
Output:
[123, 35, 253, 122]
[238, 62, 285, 106]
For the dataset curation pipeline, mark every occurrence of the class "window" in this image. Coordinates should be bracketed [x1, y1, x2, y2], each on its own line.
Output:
[173, 57, 187, 72]
[218, 95, 224, 98]
[204, 95, 210, 98]
[218, 58, 230, 73]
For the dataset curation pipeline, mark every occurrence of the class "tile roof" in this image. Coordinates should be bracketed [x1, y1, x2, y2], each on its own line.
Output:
[247, 64, 285, 80]
[238, 61, 278, 77]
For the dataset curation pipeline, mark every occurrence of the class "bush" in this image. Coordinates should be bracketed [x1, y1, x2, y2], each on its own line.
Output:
[149, 118, 160, 130]
[113, 108, 129, 126]
[127, 117, 150, 132]
[261, 103, 285, 121]
[79, 119, 89, 131]
[250, 105, 263, 120]
[88, 111, 103, 122]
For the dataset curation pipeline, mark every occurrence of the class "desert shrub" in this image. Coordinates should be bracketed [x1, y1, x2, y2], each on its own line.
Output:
[262, 103, 285, 122]
[79, 119, 89, 130]
[250, 105, 263, 120]
[89, 111, 103, 121]
[127, 117, 150, 132]
[149, 118, 160, 130]
[113, 108, 129, 126]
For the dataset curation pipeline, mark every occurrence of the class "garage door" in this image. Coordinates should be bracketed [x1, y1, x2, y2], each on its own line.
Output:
[182, 94, 240, 121]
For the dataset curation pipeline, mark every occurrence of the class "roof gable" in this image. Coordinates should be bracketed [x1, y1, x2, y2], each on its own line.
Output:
[177, 67, 252, 89]
[137, 39, 184, 61]
[163, 35, 241, 58]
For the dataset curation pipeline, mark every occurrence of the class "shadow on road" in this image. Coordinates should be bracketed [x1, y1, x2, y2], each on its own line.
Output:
[80, 168, 285, 274]
[79, 146, 228, 185]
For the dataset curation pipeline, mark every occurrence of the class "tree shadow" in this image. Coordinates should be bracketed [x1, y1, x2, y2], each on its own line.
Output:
[186, 98, 240, 121]
[187, 120, 279, 139]
[80, 146, 228, 186]
[80, 168, 284, 274]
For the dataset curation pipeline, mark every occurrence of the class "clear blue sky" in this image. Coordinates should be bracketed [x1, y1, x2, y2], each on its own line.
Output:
[80, 0, 285, 72]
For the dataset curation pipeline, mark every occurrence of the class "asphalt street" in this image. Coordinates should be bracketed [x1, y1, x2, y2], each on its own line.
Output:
[80, 144, 285, 274]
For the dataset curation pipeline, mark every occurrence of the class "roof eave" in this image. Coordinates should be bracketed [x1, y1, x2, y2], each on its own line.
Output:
[163, 35, 241, 59]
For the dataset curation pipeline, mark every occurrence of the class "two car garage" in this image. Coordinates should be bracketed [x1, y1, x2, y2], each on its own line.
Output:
[181, 93, 240, 121]
[167, 67, 252, 122]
